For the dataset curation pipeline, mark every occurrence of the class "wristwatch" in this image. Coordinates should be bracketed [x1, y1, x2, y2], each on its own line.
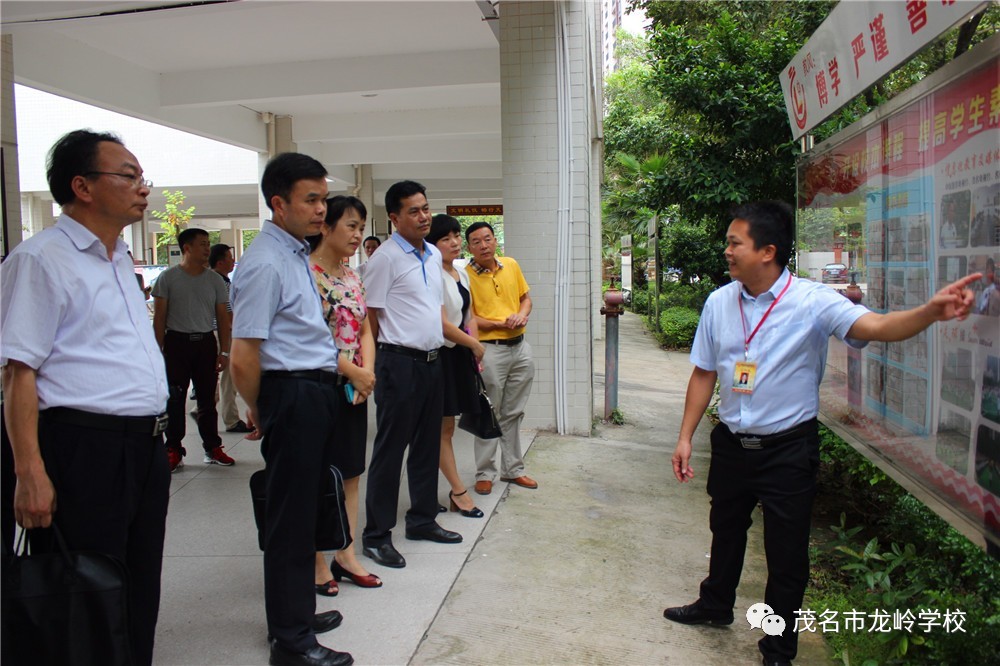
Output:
[220, 352, 230, 357]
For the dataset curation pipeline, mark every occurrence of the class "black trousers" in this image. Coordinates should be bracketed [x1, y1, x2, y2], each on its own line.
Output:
[700, 420, 819, 663]
[363, 349, 443, 546]
[1, 412, 14, 556]
[163, 331, 220, 452]
[5, 413, 171, 666]
[257, 373, 339, 653]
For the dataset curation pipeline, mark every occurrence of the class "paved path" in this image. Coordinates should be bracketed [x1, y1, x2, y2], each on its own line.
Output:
[155, 312, 829, 664]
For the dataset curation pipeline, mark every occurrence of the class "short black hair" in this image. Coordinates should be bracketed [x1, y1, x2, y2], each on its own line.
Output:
[363, 236, 381, 246]
[427, 214, 462, 246]
[177, 228, 209, 253]
[384, 180, 426, 216]
[209, 243, 232, 268]
[464, 221, 495, 243]
[729, 201, 794, 269]
[306, 195, 368, 251]
[261, 153, 328, 212]
[46, 129, 124, 205]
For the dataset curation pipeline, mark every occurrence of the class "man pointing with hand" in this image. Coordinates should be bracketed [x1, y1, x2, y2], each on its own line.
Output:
[664, 201, 979, 666]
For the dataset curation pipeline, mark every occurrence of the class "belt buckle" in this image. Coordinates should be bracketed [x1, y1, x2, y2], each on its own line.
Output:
[190, 333, 203, 341]
[739, 436, 762, 450]
[153, 414, 169, 437]
[427, 350, 439, 362]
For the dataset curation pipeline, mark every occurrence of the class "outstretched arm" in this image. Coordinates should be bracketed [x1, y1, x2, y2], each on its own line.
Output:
[848, 273, 980, 342]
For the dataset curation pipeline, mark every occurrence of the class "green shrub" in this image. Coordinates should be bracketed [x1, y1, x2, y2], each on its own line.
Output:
[812, 425, 1000, 665]
[658, 306, 699, 348]
[659, 280, 714, 311]
[628, 288, 650, 314]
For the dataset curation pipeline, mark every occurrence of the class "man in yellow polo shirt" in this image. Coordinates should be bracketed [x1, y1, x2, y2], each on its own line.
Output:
[464, 222, 538, 495]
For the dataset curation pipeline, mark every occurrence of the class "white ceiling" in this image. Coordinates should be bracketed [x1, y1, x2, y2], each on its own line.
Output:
[2, 0, 504, 209]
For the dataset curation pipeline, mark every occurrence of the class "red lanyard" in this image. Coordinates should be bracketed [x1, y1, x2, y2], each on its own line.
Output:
[738, 273, 793, 360]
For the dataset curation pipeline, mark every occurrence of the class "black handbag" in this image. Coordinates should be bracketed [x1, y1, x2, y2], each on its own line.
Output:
[458, 372, 503, 439]
[1, 525, 133, 666]
[250, 464, 352, 552]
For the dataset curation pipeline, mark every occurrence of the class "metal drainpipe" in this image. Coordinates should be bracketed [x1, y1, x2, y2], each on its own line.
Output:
[601, 285, 625, 419]
[553, 1, 573, 434]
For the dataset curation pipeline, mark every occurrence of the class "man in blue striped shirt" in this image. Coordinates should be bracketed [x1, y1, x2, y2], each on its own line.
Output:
[230, 153, 352, 666]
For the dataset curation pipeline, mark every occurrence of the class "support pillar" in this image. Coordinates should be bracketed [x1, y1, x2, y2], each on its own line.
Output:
[2, 34, 23, 257]
[498, 1, 599, 434]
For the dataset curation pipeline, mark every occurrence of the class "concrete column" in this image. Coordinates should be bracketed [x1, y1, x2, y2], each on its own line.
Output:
[2, 34, 24, 256]
[21, 193, 53, 237]
[498, 1, 599, 435]
[355, 163, 387, 240]
[275, 115, 296, 153]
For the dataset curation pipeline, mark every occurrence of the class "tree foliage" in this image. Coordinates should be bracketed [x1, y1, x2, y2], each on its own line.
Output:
[604, 0, 999, 286]
[632, 0, 834, 235]
[150, 190, 195, 247]
[660, 217, 727, 284]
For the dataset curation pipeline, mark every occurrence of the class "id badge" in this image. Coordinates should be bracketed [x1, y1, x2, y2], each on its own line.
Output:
[732, 361, 757, 394]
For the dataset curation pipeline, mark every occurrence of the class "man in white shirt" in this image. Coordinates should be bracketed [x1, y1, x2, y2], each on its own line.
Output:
[664, 201, 979, 666]
[1, 130, 169, 665]
[361, 180, 462, 569]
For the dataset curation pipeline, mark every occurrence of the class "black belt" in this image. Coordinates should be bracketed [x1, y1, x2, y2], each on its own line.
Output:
[41, 407, 168, 437]
[262, 370, 344, 386]
[377, 343, 439, 363]
[727, 418, 818, 450]
[166, 330, 213, 342]
[483, 334, 524, 346]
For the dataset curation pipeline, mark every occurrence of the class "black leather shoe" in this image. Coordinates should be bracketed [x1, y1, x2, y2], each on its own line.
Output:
[362, 542, 406, 568]
[269, 642, 353, 666]
[226, 419, 254, 433]
[405, 523, 463, 544]
[266, 610, 344, 644]
[761, 659, 792, 666]
[663, 600, 734, 626]
[313, 610, 343, 634]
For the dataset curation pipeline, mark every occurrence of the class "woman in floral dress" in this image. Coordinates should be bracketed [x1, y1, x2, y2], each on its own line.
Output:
[309, 196, 382, 592]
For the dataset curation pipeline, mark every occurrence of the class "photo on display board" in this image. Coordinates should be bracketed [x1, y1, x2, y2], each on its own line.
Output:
[968, 253, 999, 317]
[982, 355, 1000, 425]
[975, 424, 1000, 497]
[969, 183, 999, 248]
[941, 347, 975, 412]
[939, 190, 971, 249]
[937, 410, 972, 475]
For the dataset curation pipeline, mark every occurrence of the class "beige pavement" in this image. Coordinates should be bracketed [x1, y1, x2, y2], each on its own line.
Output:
[155, 311, 829, 664]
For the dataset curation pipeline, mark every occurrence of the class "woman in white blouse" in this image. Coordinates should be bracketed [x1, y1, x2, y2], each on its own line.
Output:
[428, 214, 486, 517]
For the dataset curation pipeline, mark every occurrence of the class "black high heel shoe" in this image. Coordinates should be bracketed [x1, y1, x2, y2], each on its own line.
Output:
[449, 490, 484, 518]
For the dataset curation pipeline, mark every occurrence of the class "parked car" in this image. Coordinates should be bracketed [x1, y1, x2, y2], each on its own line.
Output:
[821, 263, 849, 284]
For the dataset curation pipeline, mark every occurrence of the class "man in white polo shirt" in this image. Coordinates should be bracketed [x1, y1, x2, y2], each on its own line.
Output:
[361, 180, 462, 569]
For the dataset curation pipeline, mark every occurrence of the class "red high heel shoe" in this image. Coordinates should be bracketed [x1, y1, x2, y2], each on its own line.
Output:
[331, 559, 382, 588]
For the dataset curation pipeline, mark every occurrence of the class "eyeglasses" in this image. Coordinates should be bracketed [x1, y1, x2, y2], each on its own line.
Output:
[84, 172, 153, 189]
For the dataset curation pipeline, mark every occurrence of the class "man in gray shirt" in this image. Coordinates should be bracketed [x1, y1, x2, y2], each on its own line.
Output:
[152, 228, 232, 471]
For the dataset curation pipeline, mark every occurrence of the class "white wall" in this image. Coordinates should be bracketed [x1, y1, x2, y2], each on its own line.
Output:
[500, 1, 598, 435]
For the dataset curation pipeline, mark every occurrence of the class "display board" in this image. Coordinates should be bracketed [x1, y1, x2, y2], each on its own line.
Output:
[796, 37, 999, 549]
